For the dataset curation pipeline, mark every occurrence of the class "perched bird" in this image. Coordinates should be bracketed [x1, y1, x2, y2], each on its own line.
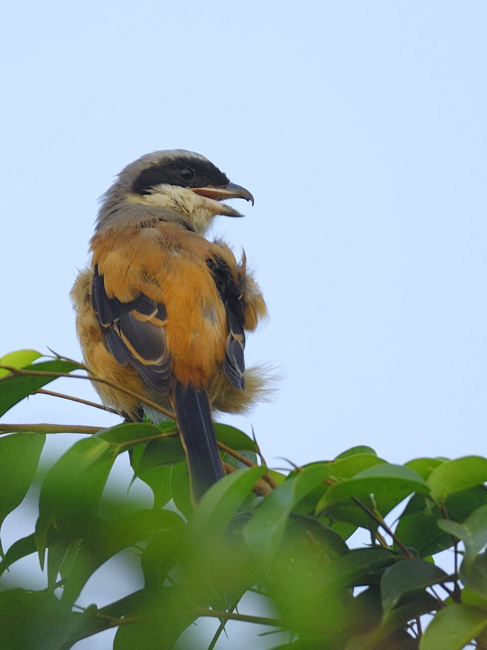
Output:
[71, 150, 267, 500]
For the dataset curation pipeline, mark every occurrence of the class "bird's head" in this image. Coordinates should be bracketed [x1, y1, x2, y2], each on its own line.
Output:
[96, 150, 254, 234]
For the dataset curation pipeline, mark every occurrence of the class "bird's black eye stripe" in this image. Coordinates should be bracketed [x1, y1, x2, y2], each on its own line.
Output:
[132, 156, 230, 195]
[179, 166, 195, 180]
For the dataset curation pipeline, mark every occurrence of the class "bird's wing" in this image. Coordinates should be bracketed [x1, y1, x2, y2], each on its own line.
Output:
[91, 263, 172, 394]
[91, 257, 226, 499]
[206, 254, 246, 390]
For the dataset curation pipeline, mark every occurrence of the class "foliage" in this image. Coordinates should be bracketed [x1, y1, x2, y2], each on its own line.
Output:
[1, 350, 487, 649]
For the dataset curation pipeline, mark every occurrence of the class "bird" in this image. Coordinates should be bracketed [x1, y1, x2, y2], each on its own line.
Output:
[71, 150, 268, 501]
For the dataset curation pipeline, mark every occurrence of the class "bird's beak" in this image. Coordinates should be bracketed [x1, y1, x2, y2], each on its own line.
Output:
[191, 182, 254, 217]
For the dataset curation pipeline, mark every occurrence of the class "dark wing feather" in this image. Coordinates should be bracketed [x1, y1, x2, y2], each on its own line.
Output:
[92, 266, 172, 392]
[224, 311, 246, 389]
[206, 256, 246, 389]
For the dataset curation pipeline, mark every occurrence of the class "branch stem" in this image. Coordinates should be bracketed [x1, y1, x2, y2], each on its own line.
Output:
[0, 423, 101, 435]
[193, 607, 282, 627]
[35, 388, 117, 413]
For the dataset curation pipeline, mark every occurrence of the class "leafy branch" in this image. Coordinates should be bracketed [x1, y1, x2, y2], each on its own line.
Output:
[1, 349, 487, 649]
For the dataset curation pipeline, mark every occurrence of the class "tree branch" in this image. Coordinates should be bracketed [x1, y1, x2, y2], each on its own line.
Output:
[351, 496, 414, 558]
[193, 607, 283, 628]
[35, 388, 117, 414]
[0, 423, 101, 435]
[0, 365, 175, 420]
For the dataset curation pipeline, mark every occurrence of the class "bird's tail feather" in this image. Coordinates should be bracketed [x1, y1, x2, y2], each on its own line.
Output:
[172, 380, 224, 501]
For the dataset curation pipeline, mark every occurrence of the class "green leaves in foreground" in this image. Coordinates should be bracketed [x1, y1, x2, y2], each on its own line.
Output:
[3, 435, 487, 649]
[0, 349, 82, 417]
[1, 350, 487, 648]
[0, 432, 45, 555]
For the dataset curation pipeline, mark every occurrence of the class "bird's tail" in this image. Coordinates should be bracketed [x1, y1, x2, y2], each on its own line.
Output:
[172, 380, 225, 501]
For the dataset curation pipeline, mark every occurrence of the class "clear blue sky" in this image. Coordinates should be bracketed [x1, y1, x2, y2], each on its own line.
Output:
[1, 2, 486, 647]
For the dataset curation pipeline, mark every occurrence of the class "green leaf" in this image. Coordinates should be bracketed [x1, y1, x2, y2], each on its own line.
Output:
[0, 349, 42, 377]
[324, 499, 381, 533]
[0, 534, 37, 578]
[97, 421, 166, 445]
[427, 456, 487, 504]
[243, 464, 329, 559]
[349, 592, 439, 650]
[289, 514, 349, 559]
[62, 603, 115, 648]
[323, 548, 396, 590]
[113, 586, 195, 650]
[214, 424, 259, 468]
[329, 454, 385, 480]
[36, 436, 117, 558]
[61, 509, 185, 604]
[191, 465, 266, 541]
[170, 460, 193, 519]
[317, 463, 428, 514]
[284, 462, 332, 515]
[0, 359, 81, 417]
[419, 603, 487, 650]
[437, 518, 474, 539]
[141, 517, 187, 588]
[394, 511, 454, 557]
[446, 484, 487, 521]
[267, 469, 287, 486]
[132, 458, 173, 509]
[381, 558, 448, 611]
[0, 589, 83, 650]
[461, 588, 487, 610]
[379, 593, 440, 644]
[46, 538, 77, 593]
[334, 445, 377, 459]
[405, 457, 445, 480]
[460, 551, 487, 600]
[437, 504, 487, 568]
[134, 437, 186, 471]
[100, 422, 185, 473]
[327, 518, 359, 541]
[213, 423, 258, 452]
[0, 432, 45, 551]
[400, 492, 429, 517]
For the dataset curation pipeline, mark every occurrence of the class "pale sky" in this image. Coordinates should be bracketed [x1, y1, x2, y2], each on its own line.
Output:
[1, 2, 486, 648]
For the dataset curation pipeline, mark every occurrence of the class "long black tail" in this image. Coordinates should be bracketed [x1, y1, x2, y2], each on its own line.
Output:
[172, 380, 225, 501]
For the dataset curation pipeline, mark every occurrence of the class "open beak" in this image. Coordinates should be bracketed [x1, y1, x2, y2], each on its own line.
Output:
[191, 182, 254, 217]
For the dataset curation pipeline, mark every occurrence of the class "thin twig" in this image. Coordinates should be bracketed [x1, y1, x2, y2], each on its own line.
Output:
[435, 583, 454, 599]
[45, 349, 91, 372]
[351, 496, 415, 558]
[0, 423, 101, 435]
[252, 431, 278, 489]
[416, 616, 422, 637]
[193, 607, 282, 628]
[322, 477, 413, 555]
[0, 366, 175, 420]
[218, 441, 255, 467]
[437, 504, 463, 603]
[0, 424, 181, 451]
[222, 463, 273, 496]
[116, 430, 179, 449]
[35, 388, 118, 414]
[217, 441, 276, 491]
[207, 601, 239, 650]
[375, 531, 391, 550]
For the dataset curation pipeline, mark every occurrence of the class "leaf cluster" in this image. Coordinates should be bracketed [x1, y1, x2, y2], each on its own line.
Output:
[1, 350, 487, 649]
